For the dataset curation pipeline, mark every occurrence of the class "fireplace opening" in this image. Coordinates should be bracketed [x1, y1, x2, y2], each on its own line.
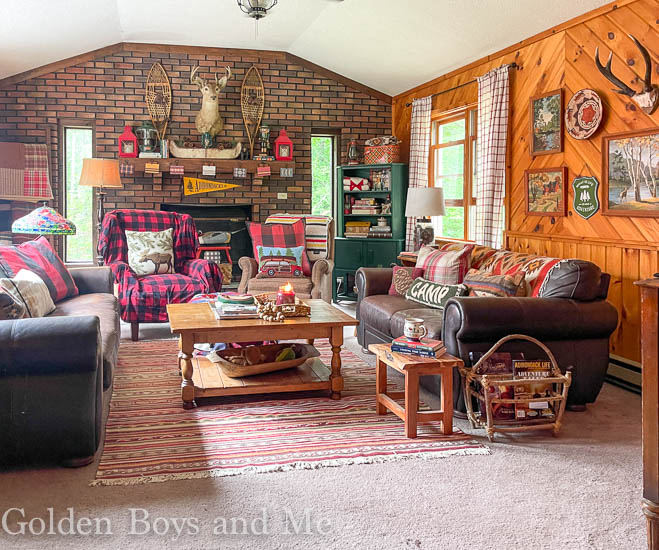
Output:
[160, 203, 253, 284]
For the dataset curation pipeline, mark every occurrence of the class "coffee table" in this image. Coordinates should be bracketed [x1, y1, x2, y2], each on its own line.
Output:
[167, 299, 359, 408]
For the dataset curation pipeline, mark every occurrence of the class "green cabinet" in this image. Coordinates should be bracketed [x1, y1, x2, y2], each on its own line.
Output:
[333, 163, 408, 302]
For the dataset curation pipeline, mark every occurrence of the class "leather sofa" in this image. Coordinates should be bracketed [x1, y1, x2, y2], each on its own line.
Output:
[0, 267, 119, 467]
[356, 257, 619, 412]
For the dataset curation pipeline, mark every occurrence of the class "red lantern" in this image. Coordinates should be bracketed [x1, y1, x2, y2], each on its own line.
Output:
[274, 129, 293, 161]
[118, 125, 138, 158]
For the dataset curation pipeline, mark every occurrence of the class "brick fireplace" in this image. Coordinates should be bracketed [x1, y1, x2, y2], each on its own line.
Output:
[0, 43, 393, 253]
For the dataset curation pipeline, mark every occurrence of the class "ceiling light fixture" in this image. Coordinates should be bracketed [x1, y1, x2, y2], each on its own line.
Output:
[237, 0, 278, 37]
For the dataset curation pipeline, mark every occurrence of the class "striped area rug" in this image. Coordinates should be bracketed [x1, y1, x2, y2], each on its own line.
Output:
[93, 340, 489, 486]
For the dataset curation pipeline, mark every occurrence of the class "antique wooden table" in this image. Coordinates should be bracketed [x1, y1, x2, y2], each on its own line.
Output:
[636, 278, 659, 550]
[167, 299, 359, 409]
[368, 343, 462, 438]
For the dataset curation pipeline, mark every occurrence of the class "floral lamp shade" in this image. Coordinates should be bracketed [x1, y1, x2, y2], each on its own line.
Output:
[11, 206, 76, 235]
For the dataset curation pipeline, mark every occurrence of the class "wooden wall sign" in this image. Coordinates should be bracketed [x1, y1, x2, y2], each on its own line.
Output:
[183, 177, 240, 196]
[572, 176, 600, 219]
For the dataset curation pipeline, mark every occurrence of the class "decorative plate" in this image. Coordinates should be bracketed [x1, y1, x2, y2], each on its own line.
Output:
[565, 89, 603, 140]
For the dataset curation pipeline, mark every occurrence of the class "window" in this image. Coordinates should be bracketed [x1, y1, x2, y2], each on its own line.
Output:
[311, 135, 335, 217]
[429, 106, 477, 240]
[63, 126, 94, 263]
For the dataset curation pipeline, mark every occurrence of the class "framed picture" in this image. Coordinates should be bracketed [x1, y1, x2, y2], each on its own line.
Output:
[602, 128, 659, 217]
[529, 89, 563, 156]
[525, 167, 567, 216]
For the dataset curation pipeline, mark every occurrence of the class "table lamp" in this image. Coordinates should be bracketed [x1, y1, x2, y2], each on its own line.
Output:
[78, 158, 122, 265]
[11, 204, 76, 237]
[405, 187, 446, 251]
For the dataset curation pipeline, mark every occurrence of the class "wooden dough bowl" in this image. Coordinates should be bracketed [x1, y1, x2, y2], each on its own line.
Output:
[214, 343, 320, 378]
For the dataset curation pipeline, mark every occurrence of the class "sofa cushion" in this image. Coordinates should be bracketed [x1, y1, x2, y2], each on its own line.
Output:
[417, 245, 474, 285]
[48, 293, 120, 389]
[476, 250, 563, 297]
[247, 219, 311, 276]
[247, 276, 313, 297]
[388, 265, 423, 296]
[125, 228, 175, 276]
[390, 308, 444, 340]
[359, 295, 414, 336]
[439, 242, 497, 269]
[0, 236, 79, 302]
[0, 269, 56, 318]
[540, 259, 602, 301]
[463, 269, 526, 298]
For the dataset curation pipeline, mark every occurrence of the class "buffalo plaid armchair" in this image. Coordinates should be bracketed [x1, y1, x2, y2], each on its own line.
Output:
[99, 209, 222, 341]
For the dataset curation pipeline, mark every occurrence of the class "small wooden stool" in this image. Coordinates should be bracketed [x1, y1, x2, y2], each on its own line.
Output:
[368, 343, 462, 438]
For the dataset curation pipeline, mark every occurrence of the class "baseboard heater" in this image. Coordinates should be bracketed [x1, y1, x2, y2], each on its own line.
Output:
[606, 355, 641, 394]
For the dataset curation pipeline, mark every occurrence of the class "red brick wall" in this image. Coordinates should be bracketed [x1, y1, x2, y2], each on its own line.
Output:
[0, 46, 392, 222]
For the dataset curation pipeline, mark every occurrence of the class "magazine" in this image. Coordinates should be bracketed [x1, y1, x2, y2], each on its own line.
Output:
[469, 352, 523, 420]
[512, 360, 555, 421]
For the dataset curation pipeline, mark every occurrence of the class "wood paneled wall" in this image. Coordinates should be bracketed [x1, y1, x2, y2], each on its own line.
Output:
[392, 0, 659, 363]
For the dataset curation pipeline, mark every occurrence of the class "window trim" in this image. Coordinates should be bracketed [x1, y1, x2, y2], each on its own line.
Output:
[428, 104, 477, 240]
[58, 119, 96, 266]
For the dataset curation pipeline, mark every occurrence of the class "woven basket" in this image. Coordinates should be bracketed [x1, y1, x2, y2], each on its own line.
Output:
[213, 343, 319, 378]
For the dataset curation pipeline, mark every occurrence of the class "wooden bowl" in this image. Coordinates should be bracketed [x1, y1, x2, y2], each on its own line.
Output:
[213, 343, 320, 378]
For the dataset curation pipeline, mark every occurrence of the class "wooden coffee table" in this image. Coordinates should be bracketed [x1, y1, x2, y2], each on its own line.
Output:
[167, 299, 359, 409]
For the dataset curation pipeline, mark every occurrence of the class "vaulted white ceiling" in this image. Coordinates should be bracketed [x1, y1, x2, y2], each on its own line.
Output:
[1, 0, 611, 96]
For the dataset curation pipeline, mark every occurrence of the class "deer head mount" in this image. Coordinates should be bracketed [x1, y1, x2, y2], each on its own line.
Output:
[190, 65, 232, 139]
[594, 35, 658, 115]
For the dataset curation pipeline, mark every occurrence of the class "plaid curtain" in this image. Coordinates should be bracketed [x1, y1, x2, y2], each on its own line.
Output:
[405, 96, 432, 251]
[475, 66, 510, 248]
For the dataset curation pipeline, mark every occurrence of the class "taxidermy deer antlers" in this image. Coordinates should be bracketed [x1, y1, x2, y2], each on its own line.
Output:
[190, 65, 232, 138]
[594, 35, 658, 115]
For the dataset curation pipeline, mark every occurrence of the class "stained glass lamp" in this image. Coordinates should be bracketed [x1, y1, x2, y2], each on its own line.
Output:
[11, 205, 76, 235]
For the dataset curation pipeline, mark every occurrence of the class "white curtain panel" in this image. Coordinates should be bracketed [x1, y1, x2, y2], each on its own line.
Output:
[405, 96, 432, 251]
[475, 66, 510, 249]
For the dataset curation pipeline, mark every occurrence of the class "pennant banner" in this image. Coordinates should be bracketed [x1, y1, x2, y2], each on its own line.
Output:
[183, 177, 240, 196]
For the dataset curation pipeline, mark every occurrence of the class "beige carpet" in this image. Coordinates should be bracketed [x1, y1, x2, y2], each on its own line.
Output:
[0, 317, 645, 549]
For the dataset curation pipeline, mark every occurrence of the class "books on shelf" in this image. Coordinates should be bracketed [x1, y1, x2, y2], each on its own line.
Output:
[391, 336, 446, 358]
[351, 208, 381, 215]
[353, 198, 378, 206]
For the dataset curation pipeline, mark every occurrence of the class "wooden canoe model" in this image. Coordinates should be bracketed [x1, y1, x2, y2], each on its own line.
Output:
[241, 66, 264, 158]
[169, 140, 242, 159]
[145, 63, 172, 141]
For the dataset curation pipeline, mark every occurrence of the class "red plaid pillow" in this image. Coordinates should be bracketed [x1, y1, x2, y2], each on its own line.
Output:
[247, 220, 311, 276]
[418, 245, 474, 285]
[0, 236, 78, 302]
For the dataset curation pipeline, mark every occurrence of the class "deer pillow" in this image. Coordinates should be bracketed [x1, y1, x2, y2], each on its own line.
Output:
[125, 228, 175, 276]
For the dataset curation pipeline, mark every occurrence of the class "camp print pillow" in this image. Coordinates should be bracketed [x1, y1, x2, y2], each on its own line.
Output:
[256, 245, 306, 278]
[405, 277, 468, 310]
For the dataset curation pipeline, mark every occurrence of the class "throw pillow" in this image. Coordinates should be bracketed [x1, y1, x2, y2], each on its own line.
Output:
[388, 265, 424, 296]
[416, 245, 474, 285]
[256, 245, 306, 278]
[0, 269, 56, 318]
[125, 228, 175, 276]
[0, 289, 25, 320]
[264, 214, 331, 262]
[0, 236, 78, 302]
[404, 277, 468, 310]
[247, 219, 311, 276]
[463, 269, 526, 298]
[439, 242, 496, 269]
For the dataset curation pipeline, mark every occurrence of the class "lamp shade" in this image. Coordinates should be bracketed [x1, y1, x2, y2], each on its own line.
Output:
[11, 206, 76, 235]
[405, 187, 446, 217]
[78, 158, 122, 189]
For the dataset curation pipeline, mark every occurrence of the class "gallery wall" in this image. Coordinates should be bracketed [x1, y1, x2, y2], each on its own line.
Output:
[392, 0, 659, 365]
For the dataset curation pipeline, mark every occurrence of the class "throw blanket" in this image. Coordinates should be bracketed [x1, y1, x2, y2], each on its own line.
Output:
[0, 142, 52, 201]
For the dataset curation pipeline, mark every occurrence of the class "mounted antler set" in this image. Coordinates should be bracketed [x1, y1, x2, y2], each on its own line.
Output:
[190, 65, 232, 141]
[595, 34, 658, 115]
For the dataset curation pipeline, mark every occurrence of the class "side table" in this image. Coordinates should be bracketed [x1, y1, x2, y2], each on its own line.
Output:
[368, 343, 462, 438]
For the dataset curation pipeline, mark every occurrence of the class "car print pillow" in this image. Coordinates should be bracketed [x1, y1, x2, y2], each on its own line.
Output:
[256, 245, 306, 278]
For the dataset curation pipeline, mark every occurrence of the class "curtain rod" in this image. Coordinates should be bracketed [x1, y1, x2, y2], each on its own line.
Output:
[404, 62, 517, 107]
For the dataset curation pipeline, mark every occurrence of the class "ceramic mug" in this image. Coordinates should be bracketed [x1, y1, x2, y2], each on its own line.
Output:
[404, 317, 427, 341]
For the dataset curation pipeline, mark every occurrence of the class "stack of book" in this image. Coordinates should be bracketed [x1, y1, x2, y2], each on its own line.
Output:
[351, 198, 381, 215]
[391, 336, 446, 358]
[369, 225, 392, 238]
[345, 221, 370, 238]
[212, 302, 259, 320]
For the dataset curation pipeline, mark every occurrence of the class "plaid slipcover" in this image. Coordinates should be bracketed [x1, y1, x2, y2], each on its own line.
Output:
[99, 209, 223, 323]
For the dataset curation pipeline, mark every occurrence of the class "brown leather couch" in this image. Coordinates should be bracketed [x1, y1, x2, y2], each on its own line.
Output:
[0, 267, 119, 466]
[356, 258, 619, 412]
